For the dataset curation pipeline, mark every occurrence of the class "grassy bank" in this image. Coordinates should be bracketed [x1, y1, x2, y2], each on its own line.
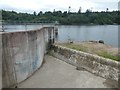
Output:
[56, 42, 120, 61]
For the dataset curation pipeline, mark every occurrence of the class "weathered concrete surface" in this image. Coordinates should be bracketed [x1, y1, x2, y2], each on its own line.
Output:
[0, 12, 2, 88]
[2, 27, 54, 88]
[0, 33, 2, 89]
[50, 45, 119, 82]
[18, 55, 116, 88]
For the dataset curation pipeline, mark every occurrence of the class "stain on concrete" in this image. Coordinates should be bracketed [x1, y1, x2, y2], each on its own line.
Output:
[103, 79, 118, 88]
[76, 67, 86, 71]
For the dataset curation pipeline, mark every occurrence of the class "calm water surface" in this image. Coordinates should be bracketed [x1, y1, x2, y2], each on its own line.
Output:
[3, 25, 119, 47]
[57, 25, 118, 48]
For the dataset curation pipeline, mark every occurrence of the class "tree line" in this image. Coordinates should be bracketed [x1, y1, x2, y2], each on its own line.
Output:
[1, 10, 120, 25]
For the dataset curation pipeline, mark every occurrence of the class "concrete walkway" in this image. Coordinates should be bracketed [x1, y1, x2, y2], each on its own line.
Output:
[0, 59, 2, 89]
[18, 55, 116, 88]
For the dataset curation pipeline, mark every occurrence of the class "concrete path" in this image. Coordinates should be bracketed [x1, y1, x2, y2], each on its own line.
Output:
[0, 34, 2, 89]
[0, 59, 2, 89]
[18, 55, 115, 88]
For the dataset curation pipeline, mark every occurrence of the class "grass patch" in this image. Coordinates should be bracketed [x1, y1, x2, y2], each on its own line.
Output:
[58, 43, 120, 61]
[97, 51, 120, 61]
[62, 44, 87, 52]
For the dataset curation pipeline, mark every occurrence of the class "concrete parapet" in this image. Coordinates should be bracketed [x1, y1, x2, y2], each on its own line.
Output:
[0, 33, 2, 89]
[50, 44, 119, 82]
[2, 27, 54, 88]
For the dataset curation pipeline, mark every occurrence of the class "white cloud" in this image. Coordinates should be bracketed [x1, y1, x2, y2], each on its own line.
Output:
[0, 0, 119, 13]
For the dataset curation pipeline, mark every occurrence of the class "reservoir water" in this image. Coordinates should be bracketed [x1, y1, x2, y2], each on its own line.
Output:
[2, 25, 119, 47]
[57, 25, 119, 48]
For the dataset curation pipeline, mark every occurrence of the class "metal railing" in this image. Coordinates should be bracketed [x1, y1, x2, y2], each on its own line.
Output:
[0, 20, 59, 32]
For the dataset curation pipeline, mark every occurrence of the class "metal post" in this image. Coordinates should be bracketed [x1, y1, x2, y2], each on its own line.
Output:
[48, 28, 52, 48]
[53, 27, 55, 43]
[25, 23, 27, 31]
[0, 20, 4, 32]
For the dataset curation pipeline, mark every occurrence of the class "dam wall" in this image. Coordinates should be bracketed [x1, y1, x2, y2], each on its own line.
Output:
[2, 27, 54, 88]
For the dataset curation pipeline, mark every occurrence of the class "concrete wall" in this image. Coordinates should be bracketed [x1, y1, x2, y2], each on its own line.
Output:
[50, 45, 119, 82]
[2, 27, 54, 88]
[0, 33, 2, 89]
[0, 25, 2, 32]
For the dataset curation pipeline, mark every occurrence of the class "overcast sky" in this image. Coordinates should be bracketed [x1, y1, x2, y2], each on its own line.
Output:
[0, 0, 119, 13]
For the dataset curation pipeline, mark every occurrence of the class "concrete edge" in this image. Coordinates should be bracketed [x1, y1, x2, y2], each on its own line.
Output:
[53, 44, 120, 69]
[50, 44, 119, 82]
